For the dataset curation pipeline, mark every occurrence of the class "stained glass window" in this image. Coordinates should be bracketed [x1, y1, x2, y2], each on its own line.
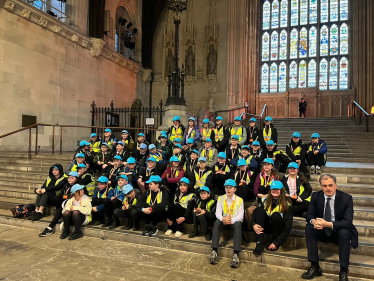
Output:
[270, 63, 278, 92]
[291, 0, 299, 26]
[299, 28, 308, 58]
[340, 57, 348, 89]
[280, 0, 288, 27]
[263, 1, 271, 30]
[340, 23, 348, 55]
[340, 0, 348, 21]
[33, 0, 43, 9]
[309, 26, 317, 57]
[262, 32, 270, 61]
[320, 25, 329, 56]
[319, 59, 328, 90]
[280, 30, 288, 60]
[279, 62, 287, 91]
[290, 28, 298, 59]
[321, 0, 329, 23]
[289, 61, 298, 88]
[300, 0, 308, 25]
[329, 58, 338, 89]
[309, 0, 318, 24]
[272, 1, 280, 28]
[261, 64, 269, 93]
[271, 31, 279, 60]
[115, 30, 119, 52]
[299, 60, 307, 88]
[308, 59, 317, 87]
[330, 0, 339, 22]
[330, 24, 339, 55]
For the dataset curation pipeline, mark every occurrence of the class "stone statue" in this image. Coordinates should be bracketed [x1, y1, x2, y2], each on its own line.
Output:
[165, 48, 174, 77]
[185, 46, 195, 76]
[208, 87, 217, 112]
[207, 44, 217, 75]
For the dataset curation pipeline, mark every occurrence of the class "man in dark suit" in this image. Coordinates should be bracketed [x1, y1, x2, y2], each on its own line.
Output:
[302, 174, 358, 281]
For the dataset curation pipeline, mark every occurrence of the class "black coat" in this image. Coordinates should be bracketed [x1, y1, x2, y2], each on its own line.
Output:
[246, 127, 260, 145]
[286, 140, 307, 162]
[281, 175, 312, 200]
[306, 190, 358, 249]
[39, 164, 67, 193]
[211, 125, 230, 150]
[258, 123, 278, 148]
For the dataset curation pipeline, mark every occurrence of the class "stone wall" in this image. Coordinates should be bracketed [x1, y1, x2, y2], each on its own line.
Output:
[0, 1, 149, 152]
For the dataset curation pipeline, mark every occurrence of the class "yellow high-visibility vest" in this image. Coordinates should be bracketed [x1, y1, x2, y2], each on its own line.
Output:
[194, 170, 212, 189]
[230, 127, 243, 142]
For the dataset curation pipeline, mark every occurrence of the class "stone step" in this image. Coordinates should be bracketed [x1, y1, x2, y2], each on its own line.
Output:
[0, 177, 44, 189]
[0, 152, 73, 161]
[0, 171, 51, 181]
[311, 182, 374, 195]
[0, 158, 62, 167]
[311, 172, 374, 184]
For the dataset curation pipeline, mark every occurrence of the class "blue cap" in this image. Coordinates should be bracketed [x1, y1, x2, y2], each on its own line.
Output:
[116, 141, 125, 146]
[76, 153, 85, 158]
[79, 140, 90, 146]
[241, 145, 250, 150]
[205, 138, 212, 143]
[172, 116, 181, 121]
[97, 176, 109, 183]
[90, 133, 97, 138]
[231, 135, 239, 141]
[237, 159, 247, 166]
[122, 184, 134, 194]
[147, 156, 157, 162]
[311, 133, 320, 139]
[224, 179, 237, 187]
[70, 184, 84, 194]
[191, 149, 199, 155]
[189, 117, 196, 122]
[174, 138, 181, 143]
[127, 157, 136, 164]
[198, 156, 207, 162]
[173, 143, 182, 149]
[146, 175, 162, 183]
[149, 144, 156, 150]
[264, 116, 273, 121]
[199, 186, 210, 193]
[234, 116, 241, 121]
[216, 116, 223, 121]
[160, 133, 168, 139]
[292, 132, 301, 138]
[203, 118, 209, 124]
[179, 177, 190, 185]
[101, 142, 109, 147]
[77, 163, 87, 169]
[113, 155, 123, 161]
[52, 166, 59, 170]
[250, 118, 256, 122]
[119, 174, 128, 180]
[68, 171, 79, 177]
[266, 140, 275, 146]
[170, 156, 180, 162]
[263, 158, 274, 165]
[104, 128, 112, 133]
[161, 130, 167, 134]
[252, 140, 260, 146]
[288, 162, 299, 169]
[270, 180, 283, 190]
[217, 152, 227, 159]
[187, 138, 194, 144]
[138, 133, 145, 137]
[122, 130, 128, 134]
[139, 143, 147, 149]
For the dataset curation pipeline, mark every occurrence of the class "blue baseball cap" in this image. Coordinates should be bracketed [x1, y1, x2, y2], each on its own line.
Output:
[216, 116, 223, 121]
[186, 138, 194, 144]
[122, 130, 128, 134]
[198, 156, 207, 162]
[264, 116, 273, 121]
[170, 156, 180, 162]
[241, 145, 250, 150]
[77, 163, 87, 169]
[113, 155, 123, 161]
[249, 118, 256, 122]
[161, 130, 167, 135]
[76, 153, 85, 158]
[270, 181, 283, 190]
[146, 175, 162, 183]
[122, 184, 134, 194]
[138, 133, 145, 137]
[79, 140, 90, 146]
[127, 157, 136, 164]
[148, 144, 156, 150]
[191, 149, 199, 155]
[263, 158, 274, 165]
[311, 133, 320, 139]
[70, 184, 84, 194]
[90, 133, 97, 137]
[179, 177, 190, 185]
[174, 138, 181, 143]
[203, 118, 209, 124]
[116, 141, 125, 146]
[119, 174, 128, 180]
[189, 117, 196, 122]
[231, 135, 239, 141]
[173, 143, 182, 149]
[292, 132, 301, 138]
[52, 166, 59, 170]
[97, 176, 109, 183]
[237, 159, 247, 166]
[288, 162, 299, 169]
[101, 142, 109, 147]
[199, 186, 210, 193]
[205, 138, 212, 143]
[68, 171, 79, 177]
[104, 128, 112, 133]
[217, 152, 227, 159]
[224, 179, 237, 187]
[147, 156, 157, 162]
[234, 116, 241, 121]
[160, 133, 168, 139]
[172, 116, 181, 121]
[266, 140, 275, 146]
[140, 143, 147, 149]
[252, 140, 260, 146]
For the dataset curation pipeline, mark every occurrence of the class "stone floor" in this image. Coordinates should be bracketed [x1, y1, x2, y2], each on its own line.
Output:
[0, 224, 337, 281]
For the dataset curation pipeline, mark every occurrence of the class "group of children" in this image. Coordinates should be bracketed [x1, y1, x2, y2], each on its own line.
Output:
[30, 115, 327, 267]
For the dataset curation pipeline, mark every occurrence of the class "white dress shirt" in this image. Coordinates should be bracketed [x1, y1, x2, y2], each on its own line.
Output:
[215, 194, 244, 224]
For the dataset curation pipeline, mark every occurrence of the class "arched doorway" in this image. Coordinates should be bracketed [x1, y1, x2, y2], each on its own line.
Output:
[130, 99, 142, 128]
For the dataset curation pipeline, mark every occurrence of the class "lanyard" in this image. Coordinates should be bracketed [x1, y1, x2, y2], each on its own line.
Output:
[150, 191, 160, 206]
[146, 169, 152, 176]
[190, 160, 196, 172]
[264, 173, 272, 186]
[240, 170, 247, 181]
[231, 146, 237, 159]
[199, 170, 204, 179]
[224, 197, 235, 215]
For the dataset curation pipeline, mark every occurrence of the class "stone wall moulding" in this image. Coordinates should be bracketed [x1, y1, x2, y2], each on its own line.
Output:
[0, 0, 145, 76]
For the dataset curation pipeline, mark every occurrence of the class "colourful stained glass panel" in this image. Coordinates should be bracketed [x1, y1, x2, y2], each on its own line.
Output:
[340, 57, 348, 89]
[330, 0, 339, 22]
[300, 0, 308, 25]
[272, 0, 279, 28]
[308, 59, 317, 87]
[279, 62, 287, 92]
[321, 0, 329, 23]
[309, 0, 318, 24]
[280, 0, 288, 27]
[309, 26, 317, 57]
[291, 0, 299, 26]
[330, 24, 339, 55]
[279, 30, 288, 60]
[261, 63, 269, 93]
[289, 61, 298, 88]
[270, 63, 278, 92]
[262, 32, 270, 61]
[340, 0, 348, 21]
[271, 31, 279, 60]
[299, 28, 308, 58]
[320, 25, 329, 56]
[299, 60, 307, 88]
[263, 1, 271, 30]
[319, 59, 328, 90]
[340, 23, 348, 55]
[329, 58, 338, 90]
[290, 28, 298, 59]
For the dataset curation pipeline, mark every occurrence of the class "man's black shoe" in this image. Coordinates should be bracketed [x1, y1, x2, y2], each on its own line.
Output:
[205, 232, 212, 241]
[68, 231, 83, 241]
[109, 222, 121, 229]
[339, 271, 348, 281]
[301, 266, 322, 279]
[32, 212, 43, 221]
[60, 231, 69, 240]
[102, 220, 113, 227]
[93, 220, 102, 226]
[188, 232, 197, 238]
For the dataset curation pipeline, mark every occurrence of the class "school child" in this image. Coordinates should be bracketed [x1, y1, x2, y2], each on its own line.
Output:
[104, 155, 124, 188]
[250, 140, 265, 170]
[136, 143, 149, 168]
[231, 145, 258, 171]
[281, 162, 312, 217]
[190, 157, 213, 193]
[165, 177, 195, 238]
[102, 128, 117, 151]
[73, 140, 93, 166]
[211, 116, 230, 152]
[183, 117, 201, 145]
[173, 137, 182, 146]
[171, 143, 186, 167]
[189, 186, 216, 241]
[168, 116, 185, 143]
[113, 141, 130, 162]
[246, 117, 260, 145]
[225, 135, 241, 163]
[210, 179, 244, 268]
[76, 163, 95, 196]
[61, 184, 92, 240]
[251, 181, 293, 256]
[114, 184, 142, 230]
[182, 138, 196, 159]
[213, 152, 232, 195]
[89, 133, 102, 154]
[120, 130, 135, 152]
[200, 118, 213, 146]
[92, 142, 113, 174]
[65, 153, 86, 175]
[137, 175, 169, 236]
[258, 116, 278, 149]
[253, 158, 280, 200]
[121, 157, 141, 186]
[231, 159, 254, 200]
[198, 138, 218, 169]
[29, 164, 67, 221]
[148, 144, 165, 165]
[230, 116, 247, 146]
[306, 133, 327, 174]
[134, 133, 149, 160]
[263, 140, 291, 173]
[161, 156, 185, 202]
[183, 149, 199, 180]
[91, 176, 110, 225]
[156, 133, 172, 160]
[137, 156, 163, 193]
[286, 132, 309, 178]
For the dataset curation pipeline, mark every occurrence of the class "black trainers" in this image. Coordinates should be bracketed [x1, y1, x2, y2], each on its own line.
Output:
[68, 231, 83, 241]
[188, 232, 197, 238]
[32, 212, 43, 221]
[253, 243, 264, 256]
[39, 227, 53, 237]
[102, 220, 113, 228]
[142, 224, 152, 236]
[27, 213, 35, 220]
[93, 220, 102, 226]
[109, 221, 121, 229]
[60, 231, 69, 240]
[133, 224, 139, 231]
[205, 232, 212, 241]
[148, 225, 158, 237]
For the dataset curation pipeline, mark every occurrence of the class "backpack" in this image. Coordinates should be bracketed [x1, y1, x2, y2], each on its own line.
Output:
[10, 204, 35, 218]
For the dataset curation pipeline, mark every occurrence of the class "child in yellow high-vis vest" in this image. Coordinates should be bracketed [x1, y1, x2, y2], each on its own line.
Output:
[191, 157, 213, 194]
[286, 132, 309, 179]
[198, 138, 218, 169]
[229, 116, 247, 146]
[258, 116, 278, 149]
[211, 116, 230, 152]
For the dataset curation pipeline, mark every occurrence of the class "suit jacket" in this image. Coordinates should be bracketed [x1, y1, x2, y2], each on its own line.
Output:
[306, 190, 358, 249]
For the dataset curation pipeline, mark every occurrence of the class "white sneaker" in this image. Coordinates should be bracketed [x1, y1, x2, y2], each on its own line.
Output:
[316, 166, 321, 174]
[59, 222, 64, 232]
[310, 165, 316, 174]
[165, 229, 173, 236]
[174, 231, 183, 238]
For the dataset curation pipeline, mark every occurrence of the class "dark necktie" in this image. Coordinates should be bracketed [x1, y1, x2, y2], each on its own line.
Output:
[324, 198, 332, 236]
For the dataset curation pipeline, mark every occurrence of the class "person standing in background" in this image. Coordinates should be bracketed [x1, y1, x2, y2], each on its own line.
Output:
[299, 98, 307, 118]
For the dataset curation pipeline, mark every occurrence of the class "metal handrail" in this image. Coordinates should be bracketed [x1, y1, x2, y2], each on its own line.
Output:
[259, 104, 268, 130]
[347, 101, 371, 132]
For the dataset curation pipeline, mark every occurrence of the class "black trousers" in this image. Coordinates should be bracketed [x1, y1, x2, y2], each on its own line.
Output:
[299, 161, 310, 179]
[253, 208, 284, 246]
[114, 207, 140, 227]
[165, 183, 178, 203]
[235, 182, 251, 201]
[258, 185, 270, 198]
[103, 198, 123, 223]
[291, 199, 310, 217]
[167, 203, 190, 232]
[306, 152, 325, 167]
[62, 210, 85, 234]
[192, 212, 213, 235]
[91, 198, 105, 221]
[34, 191, 55, 208]
[212, 220, 242, 252]
[299, 110, 306, 117]
[142, 209, 167, 226]
[305, 224, 351, 268]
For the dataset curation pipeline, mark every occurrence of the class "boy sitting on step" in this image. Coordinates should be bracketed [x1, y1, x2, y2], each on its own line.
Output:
[92, 142, 112, 175]
[65, 153, 86, 175]
[91, 176, 110, 226]
[76, 164, 95, 196]
[121, 157, 142, 186]
[103, 155, 124, 188]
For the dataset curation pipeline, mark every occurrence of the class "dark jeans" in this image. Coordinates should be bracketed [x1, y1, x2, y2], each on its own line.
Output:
[142, 209, 167, 226]
[235, 182, 249, 200]
[114, 207, 140, 228]
[165, 183, 178, 203]
[253, 208, 284, 246]
[306, 152, 325, 167]
[192, 212, 213, 235]
[167, 203, 190, 232]
[212, 220, 242, 252]
[299, 110, 306, 117]
[91, 198, 105, 222]
[34, 191, 55, 208]
[62, 210, 85, 234]
[103, 198, 123, 223]
[291, 198, 310, 217]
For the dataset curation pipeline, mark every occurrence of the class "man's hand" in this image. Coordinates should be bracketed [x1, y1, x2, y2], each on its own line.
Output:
[316, 218, 332, 229]
[268, 243, 277, 250]
[253, 224, 263, 235]
[176, 217, 185, 224]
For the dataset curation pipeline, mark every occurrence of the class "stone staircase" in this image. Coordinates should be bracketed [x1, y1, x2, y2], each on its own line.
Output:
[0, 117, 373, 279]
